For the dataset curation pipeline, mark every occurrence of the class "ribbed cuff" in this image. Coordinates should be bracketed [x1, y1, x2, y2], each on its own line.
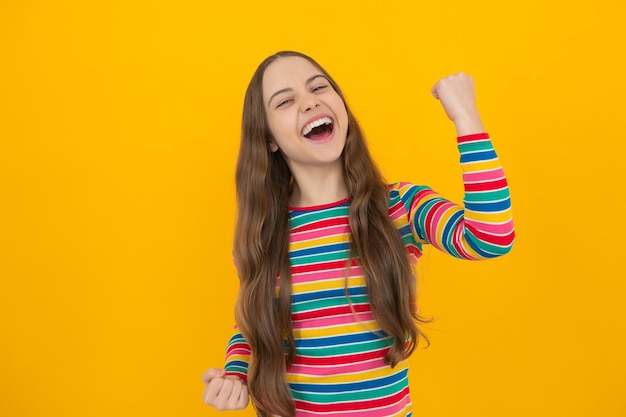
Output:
[457, 132, 490, 143]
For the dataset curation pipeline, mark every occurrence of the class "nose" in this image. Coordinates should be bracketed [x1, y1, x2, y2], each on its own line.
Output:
[300, 94, 321, 112]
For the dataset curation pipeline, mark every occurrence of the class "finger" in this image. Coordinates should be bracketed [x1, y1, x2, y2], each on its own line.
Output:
[226, 379, 243, 408]
[202, 368, 225, 383]
[227, 379, 249, 410]
[213, 378, 235, 411]
[431, 83, 440, 100]
[237, 383, 249, 408]
[203, 377, 226, 406]
[219, 377, 234, 398]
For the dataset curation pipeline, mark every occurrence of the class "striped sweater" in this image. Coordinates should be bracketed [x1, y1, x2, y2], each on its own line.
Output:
[224, 133, 515, 416]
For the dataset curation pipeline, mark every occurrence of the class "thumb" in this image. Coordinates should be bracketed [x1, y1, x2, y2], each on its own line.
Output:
[431, 84, 440, 100]
[202, 368, 226, 383]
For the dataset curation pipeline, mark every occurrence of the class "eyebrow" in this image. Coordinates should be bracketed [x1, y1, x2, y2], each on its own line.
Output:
[267, 74, 328, 107]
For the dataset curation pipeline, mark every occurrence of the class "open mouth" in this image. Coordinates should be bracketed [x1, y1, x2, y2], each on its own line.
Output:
[301, 116, 334, 140]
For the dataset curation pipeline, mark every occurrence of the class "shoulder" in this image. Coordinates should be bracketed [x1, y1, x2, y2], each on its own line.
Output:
[389, 182, 436, 213]
[388, 182, 433, 203]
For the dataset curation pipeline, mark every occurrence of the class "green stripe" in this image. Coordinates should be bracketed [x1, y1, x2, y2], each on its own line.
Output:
[414, 198, 441, 239]
[291, 249, 351, 265]
[464, 188, 510, 202]
[225, 365, 248, 373]
[290, 207, 349, 228]
[401, 233, 417, 246]
[458, 140, 493, 153]
[295, 338, 393, 357]
[290, 377, 408, 402]
[291, 295, 369, 313]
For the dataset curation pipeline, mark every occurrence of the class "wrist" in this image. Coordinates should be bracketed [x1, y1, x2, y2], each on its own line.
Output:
[452, 112, 485, 136]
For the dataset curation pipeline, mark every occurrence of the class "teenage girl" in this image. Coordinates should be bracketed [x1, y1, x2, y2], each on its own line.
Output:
[202, 51, 514, 417]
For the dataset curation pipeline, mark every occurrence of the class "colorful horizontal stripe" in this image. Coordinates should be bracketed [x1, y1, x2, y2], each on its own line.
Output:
[224, 133, 515, 415]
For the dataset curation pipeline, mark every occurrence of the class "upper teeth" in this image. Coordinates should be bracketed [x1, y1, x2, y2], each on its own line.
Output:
[302, 117, 332, 136]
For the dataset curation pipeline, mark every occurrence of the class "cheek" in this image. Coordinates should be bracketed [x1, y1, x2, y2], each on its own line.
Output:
[330, 97, 348, 123]
[266, 117, 292, 150]
[265, 114, 281, 138]
[269, 113, 295, 138]
[336, 105, 349, 131]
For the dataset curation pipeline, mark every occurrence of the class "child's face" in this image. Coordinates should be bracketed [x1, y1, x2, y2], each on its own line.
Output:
[262, 56, 349, 175]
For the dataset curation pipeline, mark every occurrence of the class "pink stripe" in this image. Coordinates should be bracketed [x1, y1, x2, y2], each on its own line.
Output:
[293, 311, 375, 330]
[465, 218, 514, 234]
[427, 203, 456, 249]
[408, 189, 438, 216]
[292, 266, 364, 284]
[225, 348, 251, 357]
[388, 200, 406, 218]
[288, 358, 387, 376]
[291, 225, 350, 242]
[389, 208, 408, 223]
[463, 167, 505, 183]
[295, 393, 411, 417]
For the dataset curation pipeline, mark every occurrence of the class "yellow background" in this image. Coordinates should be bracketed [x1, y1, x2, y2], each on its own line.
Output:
[1, 0, 625, 416]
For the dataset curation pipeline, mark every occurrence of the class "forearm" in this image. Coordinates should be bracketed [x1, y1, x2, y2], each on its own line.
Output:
[406, 133, 514, 259]
[457, 133, 515, 258]
[224, 330, 251, 383]
[453, 112, 485, 137]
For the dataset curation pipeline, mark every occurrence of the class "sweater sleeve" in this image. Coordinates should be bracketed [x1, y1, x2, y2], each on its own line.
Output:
[223, 253, 250, 382]
[397, 132, 515, 259]
[223, 327, 251, 383]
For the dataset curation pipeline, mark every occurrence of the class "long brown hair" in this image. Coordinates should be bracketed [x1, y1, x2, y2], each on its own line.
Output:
[233, 51, 429, 417]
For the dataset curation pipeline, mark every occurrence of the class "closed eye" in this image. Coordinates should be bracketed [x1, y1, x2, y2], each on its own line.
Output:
[312, 85, 329, 93]
[276, 98, 292, 108]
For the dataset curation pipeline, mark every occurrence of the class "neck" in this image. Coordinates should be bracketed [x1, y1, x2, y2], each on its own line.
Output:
[289, 161, 348, 207]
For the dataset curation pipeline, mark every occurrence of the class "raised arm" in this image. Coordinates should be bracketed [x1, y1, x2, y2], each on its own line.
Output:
[396, 74, 514, 259]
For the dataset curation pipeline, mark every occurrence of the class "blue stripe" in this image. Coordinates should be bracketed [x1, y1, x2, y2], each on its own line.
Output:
[289, 369, 408, 393]
[295, 330, 387, 347]
[397, 224, 412, 238]
[460, 150, 497, 163]
[464, 198, 511, 212]
[227, 332, 245, 345]
[291, 286, 367, 303]
[225, 360, 248, 368]
[399, 185, 421, 211]
[291, 242, 350, 257]
[440, 209, 463, 244]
